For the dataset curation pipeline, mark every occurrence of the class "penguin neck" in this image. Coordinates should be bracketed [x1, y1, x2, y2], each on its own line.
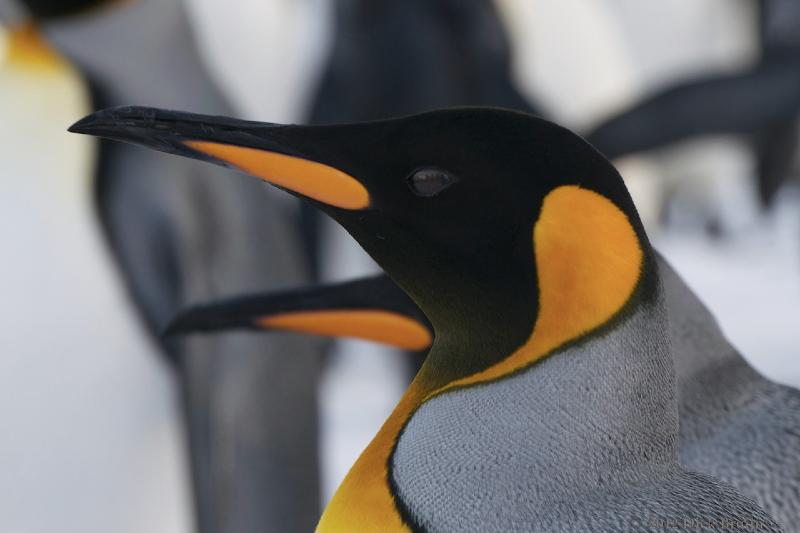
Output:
[408, 261, 538, 389]
[412, 256, 675, 428]
[423, 275, 678, 462]
[42, 0, 228, 111]
[389, 289, 681, 529]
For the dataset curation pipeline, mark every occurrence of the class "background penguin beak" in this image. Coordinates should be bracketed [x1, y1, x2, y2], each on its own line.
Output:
[163, 297, 264, 337]
[69, 106, 371, 210]
[164, 275, 435, 352]
[166, 299, 433, 352]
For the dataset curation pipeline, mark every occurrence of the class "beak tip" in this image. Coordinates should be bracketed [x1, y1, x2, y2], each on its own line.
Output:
[69, 108, 118, 135]
[68, 115, 95, 135]
[67, 106, 151, 136]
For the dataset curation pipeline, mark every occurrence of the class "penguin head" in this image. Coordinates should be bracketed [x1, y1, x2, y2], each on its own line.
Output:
[70, 106, 650, 345]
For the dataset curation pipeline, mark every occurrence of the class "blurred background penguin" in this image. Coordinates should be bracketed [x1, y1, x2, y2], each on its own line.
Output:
[0, 1, 325, 532]
[0, 0, 797, 532]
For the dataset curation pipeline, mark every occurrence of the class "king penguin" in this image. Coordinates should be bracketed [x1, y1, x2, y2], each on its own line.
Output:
[70, 106, 783, 531]
[10, 0, 325, 530]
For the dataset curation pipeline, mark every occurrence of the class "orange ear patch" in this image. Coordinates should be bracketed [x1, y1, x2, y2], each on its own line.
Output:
[257, 310, 432, 351]
[184, 140, 370, 210]
[438, 184, 643, 391]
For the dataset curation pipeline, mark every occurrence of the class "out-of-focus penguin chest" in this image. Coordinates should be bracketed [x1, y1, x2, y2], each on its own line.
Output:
[0, 32, 192, 533]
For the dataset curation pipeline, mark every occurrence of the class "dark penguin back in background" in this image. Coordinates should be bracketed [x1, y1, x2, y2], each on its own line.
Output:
[309, 0, 536, 124]
[759, 0, 800, 53]
[754, 0, 800, 205]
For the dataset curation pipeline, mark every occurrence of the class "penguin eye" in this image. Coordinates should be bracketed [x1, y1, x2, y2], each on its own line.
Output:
[407, 168, 458, 197]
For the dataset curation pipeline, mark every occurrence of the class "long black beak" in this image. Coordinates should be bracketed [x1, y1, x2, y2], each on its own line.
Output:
[165, 275, 433, 352]
[69, 106, 371, 210]
[69, 106, 276, 156]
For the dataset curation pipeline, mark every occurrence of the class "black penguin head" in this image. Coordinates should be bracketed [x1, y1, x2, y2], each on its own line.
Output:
[70, 106, 649, 342]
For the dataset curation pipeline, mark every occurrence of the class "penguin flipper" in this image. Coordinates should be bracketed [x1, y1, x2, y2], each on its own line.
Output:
[165, 274, 433, 352]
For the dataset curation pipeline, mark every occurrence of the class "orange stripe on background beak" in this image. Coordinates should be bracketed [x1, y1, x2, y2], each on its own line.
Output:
[257, 310, 432, 351]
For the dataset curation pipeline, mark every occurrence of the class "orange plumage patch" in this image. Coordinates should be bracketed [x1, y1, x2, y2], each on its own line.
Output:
[438, 185, 642, 392]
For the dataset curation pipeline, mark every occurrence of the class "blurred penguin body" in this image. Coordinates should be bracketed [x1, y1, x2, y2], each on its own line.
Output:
[311, 0, 536, 124]
[0, 23, 191, 533]
[14, 0, 325, 531]
[497, 0, 639, 130]
[184, 0, 333, 124]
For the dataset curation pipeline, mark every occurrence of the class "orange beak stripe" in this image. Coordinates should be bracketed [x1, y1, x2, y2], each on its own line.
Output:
[184, 140, 370, 210]
[257, 310, 433, 351]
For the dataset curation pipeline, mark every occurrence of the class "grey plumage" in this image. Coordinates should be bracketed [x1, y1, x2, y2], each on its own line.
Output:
[33, 0, 324, 531]
[660, 254, 800, 532]
[393, 289, 782, 532]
